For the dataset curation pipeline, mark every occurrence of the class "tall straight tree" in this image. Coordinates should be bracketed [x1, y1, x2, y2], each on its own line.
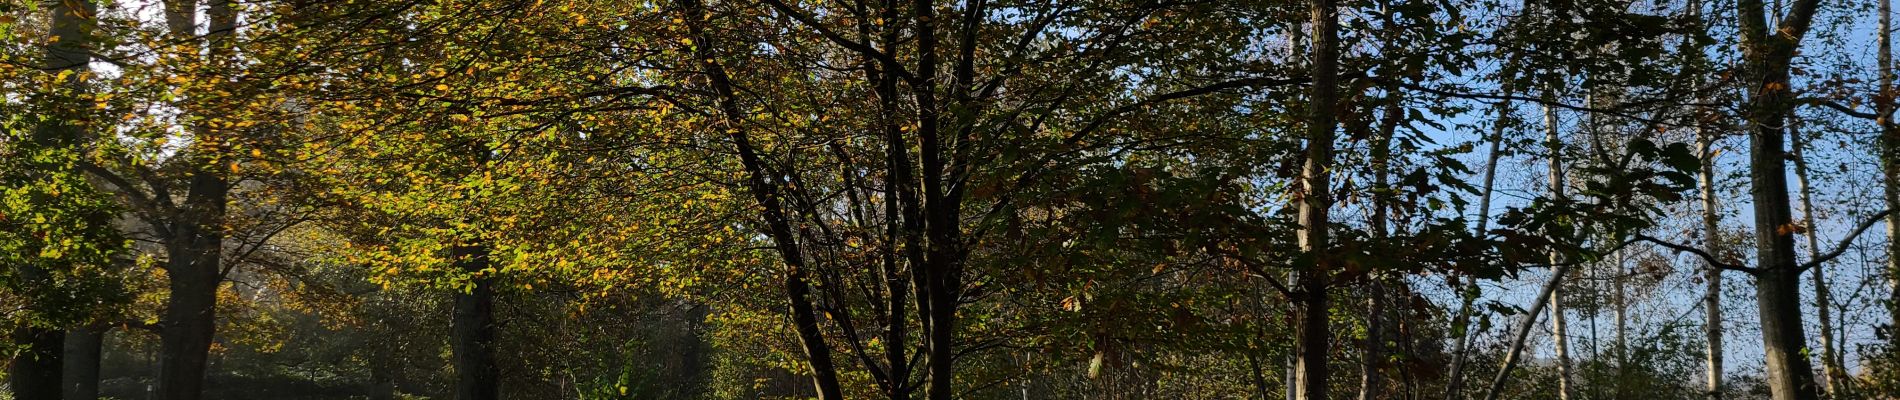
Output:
[1697, 110, 1725, 400]
[1295, 0, 1338, 398]
[1788, 123, 1844, 396]
[1733, 0, 1824, 396]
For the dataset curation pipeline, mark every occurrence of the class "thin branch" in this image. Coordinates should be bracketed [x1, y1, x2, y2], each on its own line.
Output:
[76, 161, 174, 237]
[755, 0, 917, 84]
[1804, 98, 1881, 120]
[1630, 233, 1758, 275]
[1798, 208, 1894, 272]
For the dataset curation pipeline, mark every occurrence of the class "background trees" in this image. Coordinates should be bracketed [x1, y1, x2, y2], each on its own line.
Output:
[2, 0, 1899, 399]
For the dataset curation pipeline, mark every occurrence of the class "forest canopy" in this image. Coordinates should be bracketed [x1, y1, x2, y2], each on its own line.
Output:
[1, 0, 1898, 399]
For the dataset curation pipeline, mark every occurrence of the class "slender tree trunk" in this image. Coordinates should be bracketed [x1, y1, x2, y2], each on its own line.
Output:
[1445, 74, 1511, 400]
[1295, 0, 1338, 396]
[1482, 99, 1570, 400]
[1877, 0, 1900, 344]
[682, 3, 846, 398]
[1543, 100, 1575, 400]
[450, 243, 499, 400]
[1789, 124, 1844, 397]
[65, 326, 105, 400]
[1697, 123, 1726, 400]
[1613, 245, 1627, 399]
[1480, 265, 1572, 400]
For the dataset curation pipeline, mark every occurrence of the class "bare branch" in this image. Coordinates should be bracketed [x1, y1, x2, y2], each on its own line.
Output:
[1630, 234, 1758, 275]
[1798, 209, 1894, 272]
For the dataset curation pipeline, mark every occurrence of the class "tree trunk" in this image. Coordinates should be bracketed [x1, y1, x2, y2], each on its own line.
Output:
[155, 1, 234, 399]
[11, 326, 64, 399]
[1789, 124, 1844, 397]
[65, 326, 105, 400]
[1697, 120, 1726, 400]
[1446, 71, 1512, 400]
[1295, 0, 1338, 397]
[1735, 0, 1824, 395]
[157, 236, 220, 400]
[1480, 264, 1572, 400]
[450, 243, 499, 400]
[1878, 0, 1900, 346]
[1543, 99, 1575, 400]
[681, 2, 847, 398]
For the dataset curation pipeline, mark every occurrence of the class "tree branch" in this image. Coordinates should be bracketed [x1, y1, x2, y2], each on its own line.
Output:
[1630, 233, 1758, 275]
[1798, 208, 1894, 272]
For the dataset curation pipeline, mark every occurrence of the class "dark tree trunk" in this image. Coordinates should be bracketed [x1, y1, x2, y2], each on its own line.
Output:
[155, 1, 234, 399]
[450, 243, 499, 400]
[680, 2, 847, 398]
[11, 326, 64, 399]
[1735, 0, 1823, 396]
[64, 326, 105, 400]
[157, 227, 222, 400]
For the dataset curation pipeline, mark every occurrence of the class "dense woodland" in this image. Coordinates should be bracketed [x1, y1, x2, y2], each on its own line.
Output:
[2, 0, 1899, 399]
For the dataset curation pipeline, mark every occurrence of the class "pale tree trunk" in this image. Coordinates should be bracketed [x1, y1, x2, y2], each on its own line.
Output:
[1481, 97, 1573, 400]
[1697, 120, 1726, 400]
[1481, 268, 1572, 400]
[1735, 0, 1825, 396]
[1285, 20, 1306, 400]
[1544, 99, 1575, 400]
[1295, 0, 1338, 396]
[1445, 71, 1512, 400]
[1878, 0, 1899, 344]
[1789, 125, 1845, 397]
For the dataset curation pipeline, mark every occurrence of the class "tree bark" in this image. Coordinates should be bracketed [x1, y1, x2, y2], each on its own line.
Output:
[155, 1, 234, 399]
[1543, 99, 1575, 400]
[1878, 0, 1900, 346]
[450, 243, 499, 400]
[1295, 0, 1338, 397]
[1696, 120, 1726, 400]
[1735, 0, 1824, 396]
[1789, 124, 1844, 397]
[682, 3, 847, 398]
[64, 326, 105, 400]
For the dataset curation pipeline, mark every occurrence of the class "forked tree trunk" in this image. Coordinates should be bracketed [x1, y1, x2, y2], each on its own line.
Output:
[155, 2, 235, 399]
